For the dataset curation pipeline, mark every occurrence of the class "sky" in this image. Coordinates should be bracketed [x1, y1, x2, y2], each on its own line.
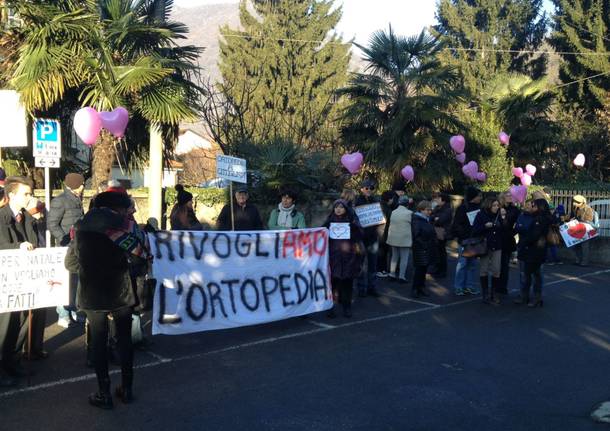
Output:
[175, 0, 555, 46]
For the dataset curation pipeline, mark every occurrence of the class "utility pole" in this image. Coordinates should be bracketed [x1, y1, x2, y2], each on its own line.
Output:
[148, 125, 163, 229]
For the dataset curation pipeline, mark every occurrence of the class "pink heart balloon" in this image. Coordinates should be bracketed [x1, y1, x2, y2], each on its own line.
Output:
[573, 153, 585, 167]
[449, 135, 466, 154]
[462, 161, 478, 179]
[340, 152, 363, 175]
[512, 167, 524, 178]
[400, 165, 415, 182]
[455, 153, 466, 164]
[498, 131, 510, 146]
[520, 173, 532, 186]
[99, 106, 129, 138]
[476, 172, 486, 182]
[510, 185, 527, 204]
[73, 107, 102, 146]
[525, 164, 536, 176]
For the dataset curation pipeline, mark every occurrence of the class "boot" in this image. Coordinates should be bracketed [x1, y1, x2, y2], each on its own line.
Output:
[490, 278, 501, 305]
[480, 276, 490, 304]
[116, 371, 134, 403]
[89, 377, 113, 409]
[513, 287, 529, 305]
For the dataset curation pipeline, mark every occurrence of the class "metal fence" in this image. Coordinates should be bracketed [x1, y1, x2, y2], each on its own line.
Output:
[549, 189, 610, 237]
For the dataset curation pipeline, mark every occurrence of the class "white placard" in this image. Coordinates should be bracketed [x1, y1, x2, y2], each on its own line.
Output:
[329, 223, 350, 239]
[0, 247, 69, 313]
[354, 203, 386, 228]
[467, 210, 480, 226]
[216, 155, 247, 184]
[150, 228, 332, 335]
[559, 220, 599, 248]
[0, 90, 27, 148]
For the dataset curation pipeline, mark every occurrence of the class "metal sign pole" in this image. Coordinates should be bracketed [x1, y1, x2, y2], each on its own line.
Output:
[230, 181, 235, 231]
[44, 166, 51, 247]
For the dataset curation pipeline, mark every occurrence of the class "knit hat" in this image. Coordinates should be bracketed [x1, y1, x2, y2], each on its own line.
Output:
[398, 195, 410, 205]
[175, 184, 193, 206]
[235, 184, 248, 193]
[0, 167, 6, 186]
[465, 186, 481, 202]
[573, 194, 586, 205]
[64, 173, 85, 190]
[333, 199, 349, 209]
[93, 191, 131, 210]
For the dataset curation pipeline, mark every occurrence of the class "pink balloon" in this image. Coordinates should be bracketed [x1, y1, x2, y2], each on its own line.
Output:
[498, 131, 510, 146]
[73, 107, 102, 146]
[462, 161, 478, 179]
[512, 167, 524, 178]
[400, 165, 415, 182]
[99, 107, 129, 138]
[476, 172, 486, 182]
[573, 153, 585, 167]
[449, 135, 465, 154]
[340, 152, 363, 175]
[520, 173, 532, 186]
[455, 153, 466, 164]
[525, 164, 536, 176]
[510, 185, 527, 204]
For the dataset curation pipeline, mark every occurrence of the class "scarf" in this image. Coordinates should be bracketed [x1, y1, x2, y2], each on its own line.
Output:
[277, 203, 295, 228]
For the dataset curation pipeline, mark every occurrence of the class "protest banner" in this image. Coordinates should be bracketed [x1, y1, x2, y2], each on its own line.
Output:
[216, 155, 247, 184]
[150, 228, 332, 335]
[0, 247, 69, 313]
[354, 203, 385, 228]
[559, 220, 598, 248]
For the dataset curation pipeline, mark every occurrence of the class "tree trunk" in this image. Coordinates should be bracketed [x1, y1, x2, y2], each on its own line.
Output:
[91, 130, 115, 190]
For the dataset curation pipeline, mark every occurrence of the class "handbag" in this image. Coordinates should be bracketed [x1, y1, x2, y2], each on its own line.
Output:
[461, 237, 488, 258]
[546, 225, 561, 246]
[434, 226, 446, 241]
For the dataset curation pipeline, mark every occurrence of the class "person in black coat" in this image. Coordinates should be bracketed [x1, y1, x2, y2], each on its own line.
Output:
[323, 200, 365, 318]
[411, 200, 435, 298]
[498, 192, 521, 294]
[217, 185, 263, 231]
[431, 193, 452, 278]
[0, 177, 38, 387]
[451, 187, 482, 295]
[65, 191, 147, 409]
[354, 179, 382, 298]
[517, 199, 552, 308]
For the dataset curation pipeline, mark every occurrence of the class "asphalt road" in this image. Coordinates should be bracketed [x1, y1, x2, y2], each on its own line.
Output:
[1, 259, 609, 431]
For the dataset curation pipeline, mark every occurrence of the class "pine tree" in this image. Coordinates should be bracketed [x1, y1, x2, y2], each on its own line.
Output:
[549, 0, 610, 113]
[217, 0, 350, 151]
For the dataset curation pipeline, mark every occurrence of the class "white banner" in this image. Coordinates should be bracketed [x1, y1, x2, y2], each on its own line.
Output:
[0, 247, 69, 313]
[355, 203, 385, 228]
[150, 228, 332, 335]
[560, 220, 599, 248]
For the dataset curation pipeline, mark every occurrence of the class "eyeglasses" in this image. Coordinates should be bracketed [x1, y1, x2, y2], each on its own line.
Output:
[363, 187, 375, 191]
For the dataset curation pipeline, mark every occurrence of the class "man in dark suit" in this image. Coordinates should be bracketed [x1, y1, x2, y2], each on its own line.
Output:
[0, 176, 38, 387]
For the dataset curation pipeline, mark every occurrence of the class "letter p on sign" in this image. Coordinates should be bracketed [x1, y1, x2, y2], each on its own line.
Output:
[36, 120, 58, 141]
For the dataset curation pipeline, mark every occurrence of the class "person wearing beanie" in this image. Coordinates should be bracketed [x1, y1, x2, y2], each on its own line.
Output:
[451, 186, 482, 296]
[170, 184, 202, 231]
[48, 172, 85, 328]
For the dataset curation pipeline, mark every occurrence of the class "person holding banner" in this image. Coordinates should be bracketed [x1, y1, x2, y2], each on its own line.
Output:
[267, 188, 306, 230]
[0, 176, 38, 387]
[217, 185, 263, 231]
[170, 184, 203, 231]
[354, 179, 382, 298]
[65, 191, 148, 409]
[323, 199, 365, 318]
[567, 195, 594, 266]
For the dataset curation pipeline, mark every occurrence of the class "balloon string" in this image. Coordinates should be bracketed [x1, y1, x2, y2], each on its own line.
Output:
[113, 139, 126, 176]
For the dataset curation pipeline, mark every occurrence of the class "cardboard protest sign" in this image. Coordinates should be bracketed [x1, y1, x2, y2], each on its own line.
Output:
[559, 220, 598, 248]
[0, 247, 69, 313]
[467, 210, 480, 226]
[329, 223, 350, 239]
[355, 203, 385, 228]
[216, 155, 247, 184]
[150, 228, 332, 335]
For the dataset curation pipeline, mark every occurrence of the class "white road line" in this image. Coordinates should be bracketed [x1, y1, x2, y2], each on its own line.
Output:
[382, 292, 440, 307]
[545, 268, 610, 286]
[143, 349, 171, 363]
[308, 320, 336, 329]
[0, 297, 506, 399]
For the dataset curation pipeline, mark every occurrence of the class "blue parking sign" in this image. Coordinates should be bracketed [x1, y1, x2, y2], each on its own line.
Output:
[32, 118, 61, 159]
[35, 120, 58, 142]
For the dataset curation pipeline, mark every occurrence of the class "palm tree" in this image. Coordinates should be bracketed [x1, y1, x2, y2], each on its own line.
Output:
[3, 0, 202, 186]
[338, 27, 462, 185]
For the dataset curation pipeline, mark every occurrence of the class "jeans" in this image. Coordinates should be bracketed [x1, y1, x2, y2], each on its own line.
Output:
[454, 246, 480, 293]
[56, 273, 79, 319]
[357, 242, 379, 294]
[389, 246, 410, 280]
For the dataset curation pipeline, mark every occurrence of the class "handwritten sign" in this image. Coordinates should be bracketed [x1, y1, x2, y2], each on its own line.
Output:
[0, 247, 69, 313]
[216, 155, 247, 184]
[329, 223, 350, 239]
[559, 220, 598, 248]
[467, 210, 480, 226]
[355, 203, 385, 228]
[150, 228, 332, 335]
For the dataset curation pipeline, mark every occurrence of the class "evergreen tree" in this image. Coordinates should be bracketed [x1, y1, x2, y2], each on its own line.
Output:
[549, 0, 610, 113]
[217, 0, 350, 151]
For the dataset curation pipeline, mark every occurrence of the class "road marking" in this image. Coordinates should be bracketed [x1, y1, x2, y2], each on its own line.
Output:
[308, 320, 336, 329]
[382, 292, 440, 307]
[143, 350, 171, 363]
[545, 268, 610, 286]
[0, 298, 479, 399]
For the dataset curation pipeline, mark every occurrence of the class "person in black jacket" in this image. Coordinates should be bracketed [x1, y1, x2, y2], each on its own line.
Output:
[411, 200, 435, 298]
[498, 192, 520, 294]
[517, 199, 552, 308]
[49, 173, 85, 328]
[472, 197, 506, 305]
[376, 190, 397, 278]
[354, 179, 381, 298]
[451, 187, 482, 295]
[216, 185, 263, 231]
[65, 191, 147, 409]
[0, 177, 37, 387]
[430, 193, 452, 278]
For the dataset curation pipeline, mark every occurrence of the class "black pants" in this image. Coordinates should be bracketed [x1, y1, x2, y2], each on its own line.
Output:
[413, 265, 428, 291]
[0, 311, 26, 370]
[499, 249, 512, 290]
[435, 240, 447, 274]
[524, 262, 543, 301]
[85, 308, 133, 394]
[17, 308, 47, 355]
[331, 278, 353, 310]
[377, 243, 390, 273]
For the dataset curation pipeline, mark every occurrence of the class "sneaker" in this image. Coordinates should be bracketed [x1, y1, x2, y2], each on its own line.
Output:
[376, 271, 389, 278]
[464, 287, 481, 295]
[455, 289, 465, 296]
[57, 316, 72, 328]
